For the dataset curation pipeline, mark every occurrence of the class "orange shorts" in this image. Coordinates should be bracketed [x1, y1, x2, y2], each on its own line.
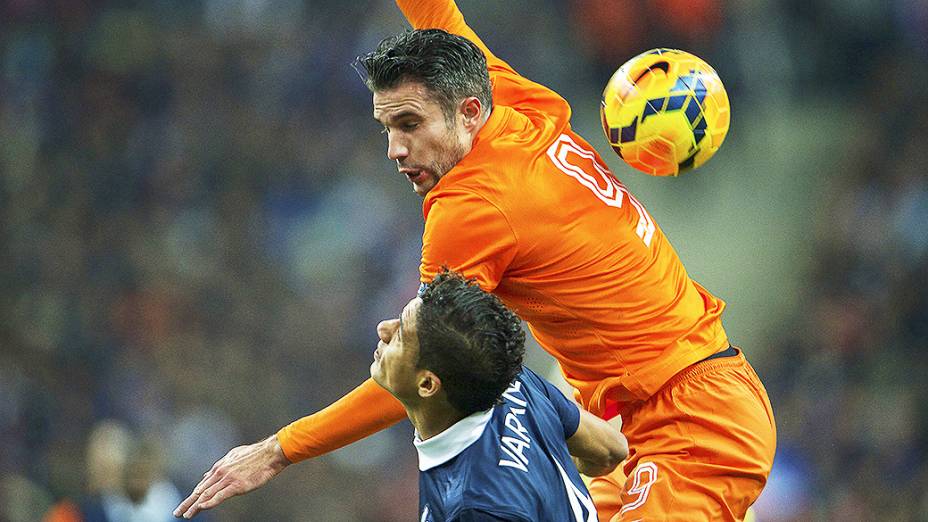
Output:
[590, 349, 776, 521]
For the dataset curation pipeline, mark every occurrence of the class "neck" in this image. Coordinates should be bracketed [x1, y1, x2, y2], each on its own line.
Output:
[475, 107, 491, 135]
[467, 105, 490, 147]
[405, 400, 465, 441]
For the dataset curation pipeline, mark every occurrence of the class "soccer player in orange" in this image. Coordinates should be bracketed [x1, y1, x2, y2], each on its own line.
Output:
[175, 1, 776, 520]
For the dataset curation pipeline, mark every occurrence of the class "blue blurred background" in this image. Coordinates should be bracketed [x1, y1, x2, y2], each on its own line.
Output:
[2, 0, 927, 520]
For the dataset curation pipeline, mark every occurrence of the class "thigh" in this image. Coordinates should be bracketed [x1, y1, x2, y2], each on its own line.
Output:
[615, 355, 776, 521]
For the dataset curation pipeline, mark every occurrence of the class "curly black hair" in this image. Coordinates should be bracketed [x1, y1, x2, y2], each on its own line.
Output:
[416, 269, 525, 417]
[357, 29, 493, 122]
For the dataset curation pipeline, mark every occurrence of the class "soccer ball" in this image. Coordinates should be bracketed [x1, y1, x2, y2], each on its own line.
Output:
[600, 48, 730, 177]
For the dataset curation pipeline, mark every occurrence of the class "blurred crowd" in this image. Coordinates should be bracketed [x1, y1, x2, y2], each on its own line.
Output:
[1, 0, 926, 521]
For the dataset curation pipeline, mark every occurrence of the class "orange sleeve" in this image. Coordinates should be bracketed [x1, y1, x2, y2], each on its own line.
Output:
[275, 378, 406, 463]
[420, 190, 517, 291]
[394, 0, 570, 120]
[395, 0, 506, 72]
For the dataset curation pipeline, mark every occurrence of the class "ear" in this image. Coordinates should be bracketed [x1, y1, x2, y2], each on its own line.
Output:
[417, 370, 442, 399]
[459, 96, 483, 129]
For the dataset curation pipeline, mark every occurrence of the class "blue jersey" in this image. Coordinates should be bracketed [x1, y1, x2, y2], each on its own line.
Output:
[415, 367, 598, 522]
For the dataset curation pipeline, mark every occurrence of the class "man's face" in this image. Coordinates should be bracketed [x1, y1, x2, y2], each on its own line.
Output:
[373, 81, 469, 197]
[371, 297, 423, 400]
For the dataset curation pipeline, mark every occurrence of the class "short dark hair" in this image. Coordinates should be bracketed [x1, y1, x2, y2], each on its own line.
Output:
[357, 29, 493, 122]
[416, 270, 525, 416]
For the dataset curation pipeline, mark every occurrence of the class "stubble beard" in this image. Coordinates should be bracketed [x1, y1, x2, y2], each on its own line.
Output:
[423, 129, 469, 196]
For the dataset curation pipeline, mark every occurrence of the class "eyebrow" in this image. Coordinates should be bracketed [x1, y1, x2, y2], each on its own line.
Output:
[374, 110, 422, 125]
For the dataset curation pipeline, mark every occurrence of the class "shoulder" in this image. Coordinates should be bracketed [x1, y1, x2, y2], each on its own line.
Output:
[423, 187, 513, 231]
[424, 185, 495, 211]
[480, 106, 567, 159]
[510, 367, 549, 398]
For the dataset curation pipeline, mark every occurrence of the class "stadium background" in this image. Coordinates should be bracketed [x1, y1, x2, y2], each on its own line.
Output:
[2, 0, 926, 520]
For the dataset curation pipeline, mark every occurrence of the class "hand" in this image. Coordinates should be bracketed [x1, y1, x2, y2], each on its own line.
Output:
[573, 455, 617, 477]
[173, 435, 290, 519]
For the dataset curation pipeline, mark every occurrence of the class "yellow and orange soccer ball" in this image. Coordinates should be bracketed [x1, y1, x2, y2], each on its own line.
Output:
[601, 48, 730, 177]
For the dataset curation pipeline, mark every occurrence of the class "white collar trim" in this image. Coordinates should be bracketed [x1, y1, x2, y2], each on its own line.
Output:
[414, 408, 493, 471]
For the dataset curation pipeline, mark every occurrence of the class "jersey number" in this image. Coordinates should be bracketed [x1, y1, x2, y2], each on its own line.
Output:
[546, 134, 655, 247]
[620, 461, 659, 515]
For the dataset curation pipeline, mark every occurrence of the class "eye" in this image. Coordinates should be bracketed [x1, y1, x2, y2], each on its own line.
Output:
[402, 122, 419, 131]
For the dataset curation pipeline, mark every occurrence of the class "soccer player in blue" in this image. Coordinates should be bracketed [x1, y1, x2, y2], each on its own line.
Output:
[371, 270, 628, 521]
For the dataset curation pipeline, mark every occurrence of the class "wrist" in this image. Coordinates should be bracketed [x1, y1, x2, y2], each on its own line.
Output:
[266, 435, 292, 470]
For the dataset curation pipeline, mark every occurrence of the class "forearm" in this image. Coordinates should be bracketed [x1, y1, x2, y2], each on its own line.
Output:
[276, 378, 407, 463]
[396, 0, 467, 32]
[394, 0, 496, 65]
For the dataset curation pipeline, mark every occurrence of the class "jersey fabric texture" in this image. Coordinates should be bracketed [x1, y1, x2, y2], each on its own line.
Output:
[416, 367, 597, 522]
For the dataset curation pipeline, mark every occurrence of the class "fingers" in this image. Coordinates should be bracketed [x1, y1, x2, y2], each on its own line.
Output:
[173, 461, 227, 518]
[172, 442, 277, 519]
[178, 480, 224, 519]
[173, 491, 199, 518]
[194, 470, 223, 497]
[192, 475, 230, 508]
[196, 483, 235, 510]
[180, 478, 240, 519]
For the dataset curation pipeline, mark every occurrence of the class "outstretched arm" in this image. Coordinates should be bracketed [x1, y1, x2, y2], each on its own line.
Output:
[567, 410, 628, 477]
[173, 379, 407, 518]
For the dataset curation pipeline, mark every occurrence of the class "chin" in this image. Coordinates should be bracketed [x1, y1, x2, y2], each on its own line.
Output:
[414, 178, 439, 196]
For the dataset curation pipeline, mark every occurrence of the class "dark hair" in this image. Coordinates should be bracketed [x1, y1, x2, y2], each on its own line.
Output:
[357, 29, 493, 122]
[416, 269, 525, 416]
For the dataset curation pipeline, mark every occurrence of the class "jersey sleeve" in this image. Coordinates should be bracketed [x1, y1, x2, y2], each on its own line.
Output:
[420, 191, 517, 292]
[523, 368, 581, 439]
[394, 0, 570, 121]
[450, 508, 528, 522]
[276, 378, 407, 463]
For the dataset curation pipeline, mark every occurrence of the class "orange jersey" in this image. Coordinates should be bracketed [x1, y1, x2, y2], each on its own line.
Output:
[410, 0, 728, 417]
[277, 0, 728, 462]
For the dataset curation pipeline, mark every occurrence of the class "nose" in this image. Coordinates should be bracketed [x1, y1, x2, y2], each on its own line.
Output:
[377, 318, 399, 343]
[386, 134, 408, 162]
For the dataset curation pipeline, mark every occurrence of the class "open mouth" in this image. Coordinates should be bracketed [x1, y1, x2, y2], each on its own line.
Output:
[401, 168, 428, 184]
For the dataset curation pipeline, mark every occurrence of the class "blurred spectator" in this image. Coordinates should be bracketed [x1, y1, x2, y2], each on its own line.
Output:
[43, 420, 181, 522]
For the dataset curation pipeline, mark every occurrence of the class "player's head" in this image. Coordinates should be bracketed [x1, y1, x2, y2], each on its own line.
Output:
[370, 270, 525, 417]
[358, 29, 493, 197]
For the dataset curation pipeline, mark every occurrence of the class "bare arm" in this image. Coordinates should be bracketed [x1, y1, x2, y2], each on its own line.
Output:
[567, 410, 628, 477]
[174, 435, 290, 519]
